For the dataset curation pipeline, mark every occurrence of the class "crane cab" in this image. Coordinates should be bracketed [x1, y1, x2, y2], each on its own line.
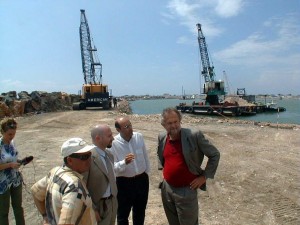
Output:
[203, 81, 225, 96]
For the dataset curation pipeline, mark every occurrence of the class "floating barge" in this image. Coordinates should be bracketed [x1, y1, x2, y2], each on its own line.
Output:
[176, 102, 286, 117]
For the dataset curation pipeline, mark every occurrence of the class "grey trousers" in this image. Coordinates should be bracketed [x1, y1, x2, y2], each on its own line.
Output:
[97, 196, 118, 225]
[161, 180, 199, 225]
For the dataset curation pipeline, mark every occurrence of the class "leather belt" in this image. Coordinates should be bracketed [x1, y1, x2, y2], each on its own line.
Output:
[118, 172, 147, 179]
[101, 194, 112, 200]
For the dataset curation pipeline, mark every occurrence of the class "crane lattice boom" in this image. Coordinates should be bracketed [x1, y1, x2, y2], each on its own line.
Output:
[196, 23, 215, 83]
[80, 9, 102, 84]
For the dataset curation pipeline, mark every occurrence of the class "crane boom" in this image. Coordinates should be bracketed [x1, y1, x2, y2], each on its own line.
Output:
[196, 23, 225, 105]
[79, 9, 102, 84]
[196, 23, 215, 82]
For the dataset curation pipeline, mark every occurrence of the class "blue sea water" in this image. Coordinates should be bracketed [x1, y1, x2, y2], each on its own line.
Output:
[129, 98, 300, 125]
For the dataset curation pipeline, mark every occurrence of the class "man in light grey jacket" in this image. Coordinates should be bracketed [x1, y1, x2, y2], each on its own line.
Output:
[85, 125, 118, 225]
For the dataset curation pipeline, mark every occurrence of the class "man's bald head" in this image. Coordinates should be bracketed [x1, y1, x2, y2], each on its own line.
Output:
[91, 124, 113, 149]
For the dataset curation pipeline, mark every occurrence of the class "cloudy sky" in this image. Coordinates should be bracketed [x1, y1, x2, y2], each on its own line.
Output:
[1, 0, 299, 96]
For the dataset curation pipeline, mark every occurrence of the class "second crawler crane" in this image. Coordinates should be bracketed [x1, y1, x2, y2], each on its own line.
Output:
[196, 23, 225, 105]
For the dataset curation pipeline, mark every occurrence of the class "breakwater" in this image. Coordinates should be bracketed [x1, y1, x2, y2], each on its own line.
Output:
[129, 98, 300, 125]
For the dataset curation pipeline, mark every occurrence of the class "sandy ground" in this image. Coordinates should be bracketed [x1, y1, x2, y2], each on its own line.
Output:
[8, 109, 300, 225]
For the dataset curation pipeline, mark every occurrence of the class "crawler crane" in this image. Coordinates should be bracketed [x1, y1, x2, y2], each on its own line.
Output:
[196, 23, 225, 105]
[73, 9, 112, 110]
[177, 24, 286, 116]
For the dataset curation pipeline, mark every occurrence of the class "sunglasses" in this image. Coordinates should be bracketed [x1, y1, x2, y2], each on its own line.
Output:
[69, 153, 91, 161]
[6, 124, 17, 129]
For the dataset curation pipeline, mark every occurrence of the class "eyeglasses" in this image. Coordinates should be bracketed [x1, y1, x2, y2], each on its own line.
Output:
[69, 153, 91, 161]
[123, 124, 132, 129]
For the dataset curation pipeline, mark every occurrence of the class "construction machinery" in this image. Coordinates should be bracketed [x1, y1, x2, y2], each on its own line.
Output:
[177, 24, 286, 116]
[196, 23, 225, 105]
[73, 9, 112, 110]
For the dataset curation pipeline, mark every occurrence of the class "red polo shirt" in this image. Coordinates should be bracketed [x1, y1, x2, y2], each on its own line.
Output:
[163, 135, 197, 187]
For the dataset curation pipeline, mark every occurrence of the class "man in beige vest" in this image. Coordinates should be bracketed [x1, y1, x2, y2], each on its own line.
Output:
[31, 137, 97, 225]
[85, 125, 118, 225]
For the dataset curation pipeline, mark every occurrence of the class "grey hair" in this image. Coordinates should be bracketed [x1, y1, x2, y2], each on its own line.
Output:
[161, 107, 182, 125]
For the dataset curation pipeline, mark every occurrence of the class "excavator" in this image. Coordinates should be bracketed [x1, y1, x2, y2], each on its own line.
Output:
[73, 9, 112, 110]
[196, 23, 225, 105]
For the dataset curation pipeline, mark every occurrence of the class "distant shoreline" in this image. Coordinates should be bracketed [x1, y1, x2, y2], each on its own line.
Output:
[121, 94, 300, 101]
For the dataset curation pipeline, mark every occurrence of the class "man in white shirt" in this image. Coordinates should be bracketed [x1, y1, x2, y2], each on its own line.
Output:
[109, 117, 150, 225]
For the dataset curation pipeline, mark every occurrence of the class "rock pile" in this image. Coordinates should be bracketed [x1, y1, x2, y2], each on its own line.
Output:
[223, 96, 255, 106]
[0, 91, 133, 119]
[115, 99, 132, 114]
[0, 91, 80, 118]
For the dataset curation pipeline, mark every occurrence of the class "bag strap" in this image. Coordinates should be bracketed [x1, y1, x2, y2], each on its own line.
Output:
[75, 203, 87, 225]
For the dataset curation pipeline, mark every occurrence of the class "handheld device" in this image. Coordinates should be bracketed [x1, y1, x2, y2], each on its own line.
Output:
[17, 156, 34, 166]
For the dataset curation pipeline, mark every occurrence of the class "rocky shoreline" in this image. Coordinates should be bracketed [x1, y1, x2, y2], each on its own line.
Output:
[1, 90, 299, 130]
[0, 91, 78, 118]
[128, 113, 300, 130]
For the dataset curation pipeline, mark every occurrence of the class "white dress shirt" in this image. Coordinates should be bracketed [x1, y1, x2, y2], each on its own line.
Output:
[109, 132, 150, 177]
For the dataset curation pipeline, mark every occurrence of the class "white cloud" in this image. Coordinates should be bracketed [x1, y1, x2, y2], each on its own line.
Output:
[167, 0, 201, 18]
[166, 0, 202, 34]
[214, 34, 271, 65]
[162, 1, 299, 94]
[214, 0, 245, 18]
[214, 14, 300, 95]
[164, 0, 245, 37]
[214, 14, 300, 66]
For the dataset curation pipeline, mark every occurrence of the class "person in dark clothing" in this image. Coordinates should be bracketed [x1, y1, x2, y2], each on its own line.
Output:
[113, 98, 118, 108]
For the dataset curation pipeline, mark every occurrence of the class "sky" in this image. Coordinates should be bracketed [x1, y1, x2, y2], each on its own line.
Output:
[1, 0, 299, 96]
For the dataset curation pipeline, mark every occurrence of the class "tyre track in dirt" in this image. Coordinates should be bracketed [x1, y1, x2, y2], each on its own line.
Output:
[8, 111, 300, 225]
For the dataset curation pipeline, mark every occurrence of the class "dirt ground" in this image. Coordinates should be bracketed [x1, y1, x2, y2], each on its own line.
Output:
[8, 109, 300, 225]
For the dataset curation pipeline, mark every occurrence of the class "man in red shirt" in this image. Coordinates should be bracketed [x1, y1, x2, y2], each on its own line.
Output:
[157, 107, 220, 225]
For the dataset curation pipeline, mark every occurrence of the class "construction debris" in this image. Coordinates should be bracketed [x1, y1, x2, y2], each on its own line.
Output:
[0, 91, 80, 118]
[0, 91, 132, 119]
[223, 96, 256, 106]
[116, 99, 132, 114]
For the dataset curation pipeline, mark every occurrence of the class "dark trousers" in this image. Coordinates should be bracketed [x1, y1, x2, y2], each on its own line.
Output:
[116, 172, 149, 225]
[0, 184, 25, 225]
